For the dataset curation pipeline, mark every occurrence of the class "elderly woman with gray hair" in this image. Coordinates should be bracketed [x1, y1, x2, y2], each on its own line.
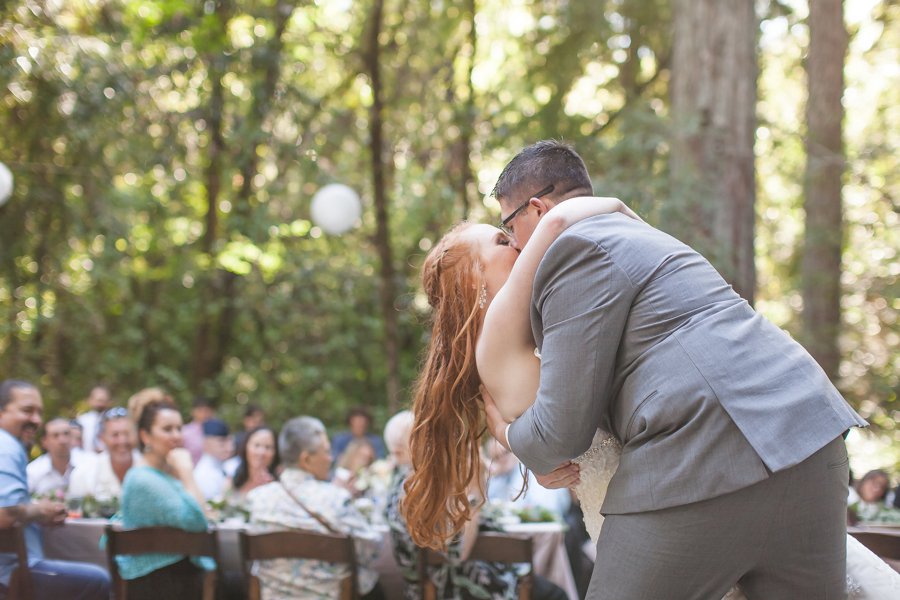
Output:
[246, 416, 385, 599]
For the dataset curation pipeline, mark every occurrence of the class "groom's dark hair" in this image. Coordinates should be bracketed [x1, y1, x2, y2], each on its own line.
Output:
[492, 140, 593, 203]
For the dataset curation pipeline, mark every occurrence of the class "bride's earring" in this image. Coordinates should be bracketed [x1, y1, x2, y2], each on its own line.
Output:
[479, 283, 487, 309]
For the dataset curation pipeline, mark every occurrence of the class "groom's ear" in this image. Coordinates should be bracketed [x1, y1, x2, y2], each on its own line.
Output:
[529, 196, 550, 217]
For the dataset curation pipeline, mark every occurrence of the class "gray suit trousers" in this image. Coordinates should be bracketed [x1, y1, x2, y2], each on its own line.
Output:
[588, 436, 849, 600]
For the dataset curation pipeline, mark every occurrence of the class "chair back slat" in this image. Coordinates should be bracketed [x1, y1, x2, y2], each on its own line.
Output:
[104, 525, 220, 600]
[469, 533, 532, 563]
[107, 526, 218, 556]
[419, 533, 533, 600]
[242, 529, 353, 562]
[239, 529, 359, 600]
[850, 532, 900, 561]
[0, 525, 34, 600]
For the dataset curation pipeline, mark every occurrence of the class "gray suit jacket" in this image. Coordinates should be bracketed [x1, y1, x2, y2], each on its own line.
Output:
[507, 214, 866, 514]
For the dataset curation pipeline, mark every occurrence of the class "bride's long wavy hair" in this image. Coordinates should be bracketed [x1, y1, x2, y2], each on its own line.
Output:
[402, 222, 487, 550]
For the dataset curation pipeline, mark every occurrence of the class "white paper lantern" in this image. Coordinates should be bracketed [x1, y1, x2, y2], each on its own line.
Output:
[310, 183, 361, 235]
[0, 162, 12, 207]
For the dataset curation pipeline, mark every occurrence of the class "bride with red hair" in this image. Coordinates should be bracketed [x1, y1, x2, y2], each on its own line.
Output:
[401, 196, 639, 550]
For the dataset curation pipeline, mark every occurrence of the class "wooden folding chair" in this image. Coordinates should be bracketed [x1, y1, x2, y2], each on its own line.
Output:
[239, 529, 359, 600]
[104, 525, 219, 600]
[418, 532, 533, 600]
[0, 525, 33, 600]
[849, 531, 900, 561]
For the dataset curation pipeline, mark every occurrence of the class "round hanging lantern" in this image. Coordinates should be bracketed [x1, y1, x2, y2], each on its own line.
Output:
[310, 183, 361, 235]
[0, 162, 13, 207]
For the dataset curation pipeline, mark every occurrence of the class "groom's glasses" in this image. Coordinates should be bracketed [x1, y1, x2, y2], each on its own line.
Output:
[499, 184, 555, 237]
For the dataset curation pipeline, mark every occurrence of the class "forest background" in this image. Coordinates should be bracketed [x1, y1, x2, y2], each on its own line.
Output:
[1, 0, 897, 472]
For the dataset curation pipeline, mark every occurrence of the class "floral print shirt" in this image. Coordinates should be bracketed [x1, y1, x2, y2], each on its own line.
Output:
[386, 466, 520, 600]
[247, 467, 382, 599]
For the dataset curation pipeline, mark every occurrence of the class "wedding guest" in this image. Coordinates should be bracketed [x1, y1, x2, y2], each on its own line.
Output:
[68, 406, 140, 502]
[485, 439, 570, 520]
[334, 437, 377, 492]
[182, 396, 216, 464]
[383, 410, 414, 469]
[385, 412, 565, 600]
[331, 407, 386, 460]
[227, 425, 279, 498]
[247, 416, 384, 599]
[126, 387, 173, 426]
[848, 469, 893, 523]
[233, 404, 265, 454]
[27, 418, 81, 497]
[75, 385, 112, 453]
[117, 398, 214, 599]
[0, 380, 110, 600]
[193, 418, 233, 500]
[856, 470, 891, 505]
[68, 419, 85, 453]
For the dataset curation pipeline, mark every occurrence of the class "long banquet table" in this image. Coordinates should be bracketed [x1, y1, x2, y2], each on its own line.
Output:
[42, 518, 578, 599]
[847, 523, 900, 573]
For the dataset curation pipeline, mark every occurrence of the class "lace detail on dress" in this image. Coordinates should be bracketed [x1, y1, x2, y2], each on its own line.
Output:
[571, 430, 621, 543]
[846, 574, 863, 599]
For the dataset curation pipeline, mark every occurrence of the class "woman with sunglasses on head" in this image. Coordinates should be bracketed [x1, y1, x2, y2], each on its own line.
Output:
[68, 406, 140, 509]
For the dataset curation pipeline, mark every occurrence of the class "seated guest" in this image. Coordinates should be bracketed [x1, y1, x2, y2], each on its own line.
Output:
[27, 418, 81, 497]
[68, 406, 140, 503]
[68, 419, 86, 457]
[331, 407, 386, 460]
[383, 410, 414, 471]
[75, 385, 112, 454]
[118, 398, 214, 599]
[182, 396, 216, 464]
[386, 414, 566, 600]
[849, 469, 893, 522]
[334, 437, 378, 494]
[0, 380, 110, 600]
[233, 404, 265, 455]
[485, 439, 571, 520]
[356, 410, 415, 518]
[226, 425, 279, 499]
[247, 416, 384, 599]
[193, 418, 233, 500]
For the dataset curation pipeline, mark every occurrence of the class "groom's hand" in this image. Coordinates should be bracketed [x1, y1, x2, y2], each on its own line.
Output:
[534, 463, 580, 489]
[481, 385, 512, 451]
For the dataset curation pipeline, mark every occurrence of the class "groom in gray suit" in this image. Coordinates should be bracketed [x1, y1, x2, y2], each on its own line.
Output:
[485, 140, 866, 599]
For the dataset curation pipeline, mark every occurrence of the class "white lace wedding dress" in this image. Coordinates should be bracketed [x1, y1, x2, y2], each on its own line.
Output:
[572, 430, 900, 599]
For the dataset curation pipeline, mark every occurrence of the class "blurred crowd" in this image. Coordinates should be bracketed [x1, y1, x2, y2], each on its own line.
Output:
[8, 379, 897, 600]
[1, 380, 582, 599]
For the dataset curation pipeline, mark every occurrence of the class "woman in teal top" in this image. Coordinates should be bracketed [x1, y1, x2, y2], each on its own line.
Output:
[118, 399, 214, 599]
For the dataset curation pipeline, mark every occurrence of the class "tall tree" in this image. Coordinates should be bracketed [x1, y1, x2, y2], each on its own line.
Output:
[365, 0, 400, 412]
[669, 0, 758, 302]
[801, 0, 846, 379]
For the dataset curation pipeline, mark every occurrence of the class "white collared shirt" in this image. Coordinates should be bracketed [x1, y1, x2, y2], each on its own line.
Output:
[68, 450, 141, 500]
[26, 453, 80, 496]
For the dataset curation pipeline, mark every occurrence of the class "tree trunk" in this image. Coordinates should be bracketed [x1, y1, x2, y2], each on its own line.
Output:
[191, 1, 293, 393]
[366, 0, 401, 413]
[191, 28, 228, 393]
[669, 0, 757, 303]
[801, 0, 846, 379]
[457, 0, 477, 220]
